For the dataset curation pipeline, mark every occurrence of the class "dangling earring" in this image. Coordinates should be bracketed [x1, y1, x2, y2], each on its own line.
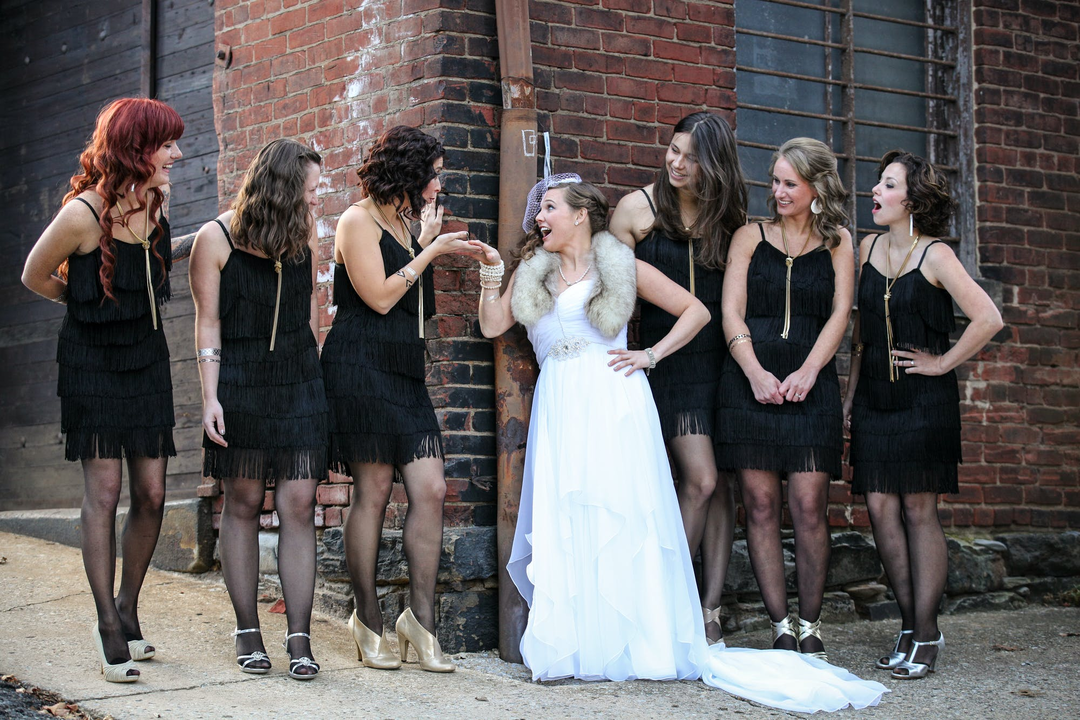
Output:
[130, 183, 136, 194]
[811, 198, 823, 215]
[909, 212, 914, 237]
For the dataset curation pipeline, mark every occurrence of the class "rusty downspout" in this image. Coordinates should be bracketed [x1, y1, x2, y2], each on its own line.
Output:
[493, 0, 536, 663]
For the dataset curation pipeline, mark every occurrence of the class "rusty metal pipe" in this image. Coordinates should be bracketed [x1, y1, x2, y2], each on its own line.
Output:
[494, 0, 537, 664]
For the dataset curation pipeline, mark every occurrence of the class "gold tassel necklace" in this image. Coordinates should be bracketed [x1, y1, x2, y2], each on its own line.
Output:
[884, 232, 921, 382]
[116, 199, 158, 330]
[779, 219, 813, 340]
[376, 204, 424, 339]
[269, 258, 283, 352]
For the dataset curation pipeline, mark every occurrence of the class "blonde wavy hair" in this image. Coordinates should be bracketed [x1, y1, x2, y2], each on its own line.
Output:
[767, 137, 849, 250]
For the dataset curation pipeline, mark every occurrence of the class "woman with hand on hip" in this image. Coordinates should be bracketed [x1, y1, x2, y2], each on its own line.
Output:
[190, 139, 328, 680]
[610, 111, 747, 645]
[715, 138, 853, 662]
[471, 176, 712, 681]
[21, 97, 184, 683]
[844, 151, 1002, 680]
[321, 126, 471, 673]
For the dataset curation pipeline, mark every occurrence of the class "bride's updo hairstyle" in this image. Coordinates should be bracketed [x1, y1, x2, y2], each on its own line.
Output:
[519, 181, 610, 261]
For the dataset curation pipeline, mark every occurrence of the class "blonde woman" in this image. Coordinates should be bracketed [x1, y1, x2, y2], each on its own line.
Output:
[715, 138, 853, 661]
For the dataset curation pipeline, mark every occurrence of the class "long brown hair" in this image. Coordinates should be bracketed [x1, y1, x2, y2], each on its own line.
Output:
[651, 112, 747, 269]
[230, 139, 321, 262]
[63, 98, 184, 301]
[518, 183, 609, 261]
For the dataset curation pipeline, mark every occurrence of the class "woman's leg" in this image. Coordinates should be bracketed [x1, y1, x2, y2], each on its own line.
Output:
[398, 456, 448, 634]
[899, 493, 947, 667]
[275, 477, 319, 672]
[670, 434, 733, 642]
[865, 491, 915, 658]
[81, 457, 135, 670]
[345, 462, 395, 633]
[114, 456, 167, 647]
[219, 476, 269, 667]
[738, 468, 794, 650]
[787, 470, 831, 655]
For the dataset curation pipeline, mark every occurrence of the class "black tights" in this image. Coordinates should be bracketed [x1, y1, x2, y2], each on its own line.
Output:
[82, 456, 167, 665]
[669, 434, 735, 642]
[345, 457, 446, 635]
[219, 477, 318, 671]
[739, 469, 830, 653]
[866, 492, 947, 662]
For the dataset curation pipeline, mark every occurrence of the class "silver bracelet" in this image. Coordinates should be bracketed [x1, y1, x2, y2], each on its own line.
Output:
[643, 347, 657, 376]
[197, 348, 221, 357]
[51, 286, 69, 304]
[727, 333, 751, 352]
[197, 357, 220, 364]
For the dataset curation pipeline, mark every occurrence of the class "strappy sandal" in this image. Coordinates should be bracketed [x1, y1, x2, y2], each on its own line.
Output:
[876, 629, 913, 670]
[891, 633, 944, 680]
[771, 613, 798, 650]
[702, 606, 726, 648]
[283, 631, 320, 680]
[232, 627, 271, 674]
[796, 616, 828, 662]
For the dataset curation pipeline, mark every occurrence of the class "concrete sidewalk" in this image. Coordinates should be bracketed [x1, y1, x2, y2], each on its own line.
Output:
[1, 530, 1078, 719]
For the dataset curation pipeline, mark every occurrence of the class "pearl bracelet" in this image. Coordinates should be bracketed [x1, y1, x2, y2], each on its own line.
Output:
[644, 347, 657, 376]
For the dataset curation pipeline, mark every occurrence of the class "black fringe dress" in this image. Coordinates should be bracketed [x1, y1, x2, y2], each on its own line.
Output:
[58, 198, 175, 461]
[849, 237, 960, 495]
[634, 191, 726, 440]
[202, 221, 328, 482]
[714, 224, 843, 478]
[321, 228, 441, 472]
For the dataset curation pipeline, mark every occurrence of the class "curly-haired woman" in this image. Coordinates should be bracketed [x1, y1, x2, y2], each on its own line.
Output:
[715, 137, 853, 661]
[321, 125, 472, 673]
[843, 151, 1002, 680]
[610, 111, 747, 645]
[21, 97, 184, 683]
[190, 139, 328, 680]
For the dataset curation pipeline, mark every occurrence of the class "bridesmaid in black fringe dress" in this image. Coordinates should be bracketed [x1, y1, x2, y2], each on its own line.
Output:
[190, 139, 327, 680]
[321, 126, 472, 672]
[715, 138, 853, 661]
[610, 111, 748, 645]
[843, 151, 1002, 680]
[21, 98, 184, 683]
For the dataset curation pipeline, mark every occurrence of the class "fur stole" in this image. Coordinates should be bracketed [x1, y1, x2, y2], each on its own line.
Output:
[511, 230, 637, 338]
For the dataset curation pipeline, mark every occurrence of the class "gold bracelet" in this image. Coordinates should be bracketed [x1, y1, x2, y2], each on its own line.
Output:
[852, 342, 864, 357]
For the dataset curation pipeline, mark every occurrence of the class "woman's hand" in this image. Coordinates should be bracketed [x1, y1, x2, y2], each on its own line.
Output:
[842, 397, 853, 432]
[428, 229, 472, 256]
[748, 368, 784, 404]
[606, 348, 653, 376]
[891, 348, 946, 376]
[203, 398, 228, 447]
[417, 200, 444, 245]
[467, 239, 502, 265]
[779, 365, 820, 403]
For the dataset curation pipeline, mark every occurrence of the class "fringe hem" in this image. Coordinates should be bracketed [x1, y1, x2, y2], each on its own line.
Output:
[203, 444, 329, 482]
[714, 442, 841, 478]
[328, 431, 444, 473]
[64, 428, 176, 461]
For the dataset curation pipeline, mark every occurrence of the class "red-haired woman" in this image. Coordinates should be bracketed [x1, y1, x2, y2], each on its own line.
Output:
[21, 97, 184, 683]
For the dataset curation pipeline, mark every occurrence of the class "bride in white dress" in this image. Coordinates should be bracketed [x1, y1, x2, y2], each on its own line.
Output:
[470, 176, 888, 710]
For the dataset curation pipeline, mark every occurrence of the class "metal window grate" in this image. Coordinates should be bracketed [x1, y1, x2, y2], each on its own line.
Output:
[735, 0, 974, 264]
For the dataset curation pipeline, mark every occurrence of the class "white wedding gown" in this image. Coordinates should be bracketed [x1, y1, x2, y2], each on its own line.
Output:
[508, 279, 888, 710]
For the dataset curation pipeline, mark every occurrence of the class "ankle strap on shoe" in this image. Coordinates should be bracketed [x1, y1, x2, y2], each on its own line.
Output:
[796, 616, 822, 641]
[232, 627, 262, 637]
[285, 632, 311, 641]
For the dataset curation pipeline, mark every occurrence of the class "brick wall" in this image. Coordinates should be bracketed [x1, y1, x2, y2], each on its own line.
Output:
[966, 0, 1079, 529]
[202, 0, 1078, 543]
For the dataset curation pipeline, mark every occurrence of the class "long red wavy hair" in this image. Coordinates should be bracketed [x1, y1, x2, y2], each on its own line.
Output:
[63, 98, 184, 302]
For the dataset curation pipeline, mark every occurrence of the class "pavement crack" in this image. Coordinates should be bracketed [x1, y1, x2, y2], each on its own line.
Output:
[1, 590, 90, 612]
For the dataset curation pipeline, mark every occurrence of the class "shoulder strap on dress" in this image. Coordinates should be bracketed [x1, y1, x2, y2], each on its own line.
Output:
[917, 239, 945, 269]
[71, 196, 100, 223]
[867, 233, 882, 260]
[213, 218, 234, 249]
[757, 222, 766, 242]
[639, 188, 657, 217]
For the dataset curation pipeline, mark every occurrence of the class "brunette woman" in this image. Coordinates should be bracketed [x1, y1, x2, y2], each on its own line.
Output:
[610, 111, 747, 645]
[715, 138, 853, 661]
[321, 126, 470, 672]
[190, 139, 328, 680]
[844, 151, 1002, 679]
[21, 97, 184, 683]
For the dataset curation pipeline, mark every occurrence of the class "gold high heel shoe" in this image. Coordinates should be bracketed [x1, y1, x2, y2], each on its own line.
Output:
[395, 608, 455, 673]
[702, 606, 726, 648]
[771, 613, 798, 650]
[349, 611, 401, 669]
[91, 624, 139, 683]
[796, 615, 828, 662]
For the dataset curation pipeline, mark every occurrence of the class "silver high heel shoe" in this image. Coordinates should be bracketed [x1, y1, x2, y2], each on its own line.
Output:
[283, 631, 320, 680]
[232, 627, 271, 674]
[771, 613, 798, 650]
[891, 632, 944, 679]
[875, 629, 914, 670]
[796, 616, 828, 662]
